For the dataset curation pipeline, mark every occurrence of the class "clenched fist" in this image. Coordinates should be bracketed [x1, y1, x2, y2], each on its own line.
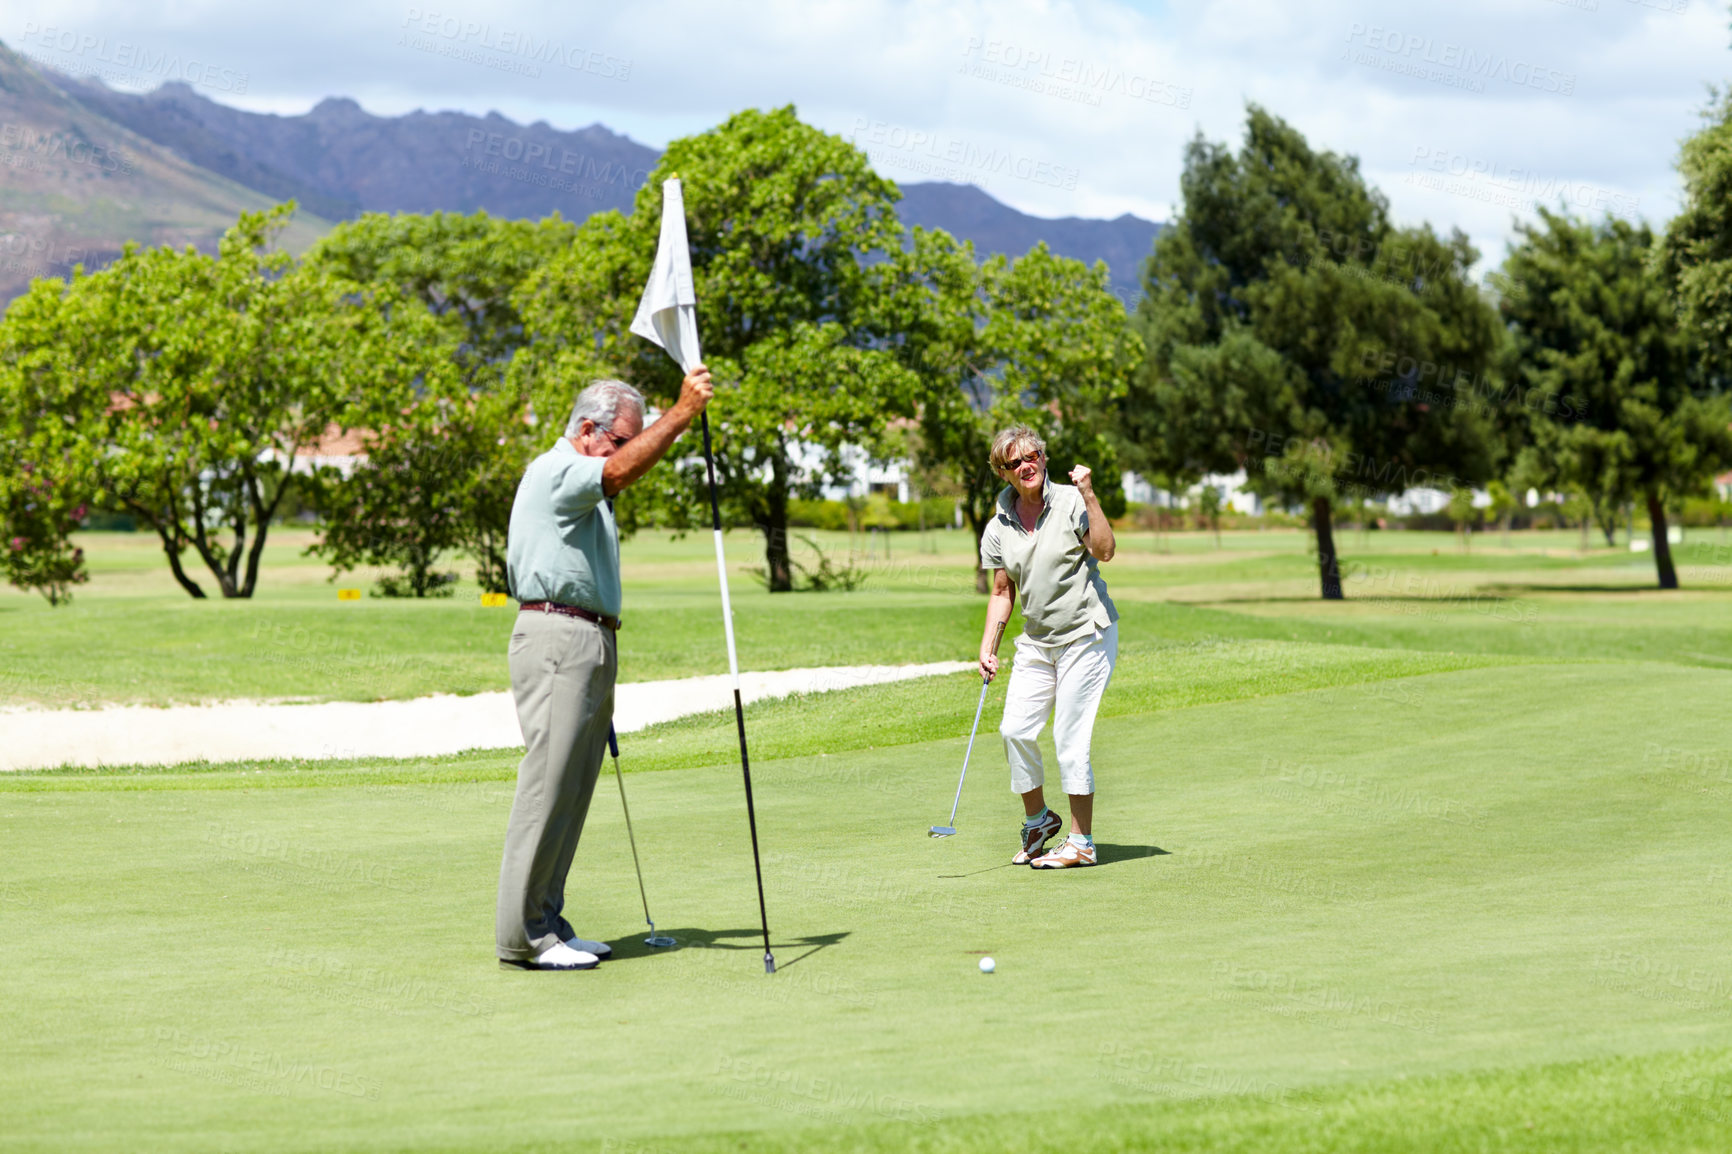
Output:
[676, 363, 714, 416]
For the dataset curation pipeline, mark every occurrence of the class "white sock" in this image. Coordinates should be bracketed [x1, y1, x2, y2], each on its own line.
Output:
[1068, 832, 1092, 847]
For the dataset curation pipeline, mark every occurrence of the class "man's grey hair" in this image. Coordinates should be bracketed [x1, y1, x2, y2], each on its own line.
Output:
[564, 379, 646, 438]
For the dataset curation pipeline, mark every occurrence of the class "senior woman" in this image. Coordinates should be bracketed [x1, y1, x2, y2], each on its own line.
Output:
[977, 426, 1119, 868]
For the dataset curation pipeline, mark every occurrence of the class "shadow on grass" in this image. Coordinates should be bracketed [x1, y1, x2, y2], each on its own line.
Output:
[936, 844, 1168, 877]
[1198, 592, 1537, 606]
[1096, 843, 1169, 866]
[937, 862, 1019, 879]
[609, 926, 849, 971]
[1477, 583, 1673, 595]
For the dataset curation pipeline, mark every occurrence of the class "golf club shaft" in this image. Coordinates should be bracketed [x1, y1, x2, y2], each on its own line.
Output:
[699, 410, 775, 973]
[609, 725, 655, 932]
[945, 676, 992, 828]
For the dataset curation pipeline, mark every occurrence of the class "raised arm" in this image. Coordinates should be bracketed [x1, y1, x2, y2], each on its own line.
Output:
[1070, 464, 1116, 562]
[601, 366, 714, 497]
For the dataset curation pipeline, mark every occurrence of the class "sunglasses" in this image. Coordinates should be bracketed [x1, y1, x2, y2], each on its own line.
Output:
[998, 450, 1043, 470]
[591, 424, 633, 449]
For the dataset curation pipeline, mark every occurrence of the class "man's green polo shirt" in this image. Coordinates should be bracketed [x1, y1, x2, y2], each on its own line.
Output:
[506, 439, 621, 618]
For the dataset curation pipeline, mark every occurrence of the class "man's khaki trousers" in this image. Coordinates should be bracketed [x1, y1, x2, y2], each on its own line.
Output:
[495, 609, 617, 962]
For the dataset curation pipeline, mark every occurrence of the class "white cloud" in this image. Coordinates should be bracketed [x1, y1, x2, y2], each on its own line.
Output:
[7, 0, 1728, 267]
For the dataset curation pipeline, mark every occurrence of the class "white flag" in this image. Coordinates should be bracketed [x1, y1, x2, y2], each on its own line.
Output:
[630, 177, 702, 373]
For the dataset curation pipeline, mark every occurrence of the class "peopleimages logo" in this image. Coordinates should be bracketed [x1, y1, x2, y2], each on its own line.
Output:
[959, 37, 1192, 109]
[1358, 348, 1590, 423]
[17, 23, 249, 94]
[849, 118, 1080, 191]
[461, 129, 651, 192]
[400, 8, 631, 80]
[1407, 146, 1639, 218]
[1, 122, 135, 176]
[1343, 24, 1576, 95]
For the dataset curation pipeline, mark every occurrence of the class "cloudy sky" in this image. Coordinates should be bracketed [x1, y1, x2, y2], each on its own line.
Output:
[10, 0, 1728, 270]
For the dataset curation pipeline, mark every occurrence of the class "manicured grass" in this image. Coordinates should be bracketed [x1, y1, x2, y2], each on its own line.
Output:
[0, 527, 986, 705]
[6, 522, 1732, 1150]
[4, 525, 1731, 705]
[5, 660, 1732, 1150]
[0, 637, 1522, 788]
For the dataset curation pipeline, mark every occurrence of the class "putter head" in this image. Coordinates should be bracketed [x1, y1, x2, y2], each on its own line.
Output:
[929, 826, 957, 838]
[645, 935, 677, 949]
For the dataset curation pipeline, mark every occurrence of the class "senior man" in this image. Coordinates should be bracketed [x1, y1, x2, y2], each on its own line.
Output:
[497, 367, 712, 971]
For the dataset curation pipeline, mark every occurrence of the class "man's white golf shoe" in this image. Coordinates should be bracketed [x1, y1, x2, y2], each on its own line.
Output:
[505, 941, 600, 971]
[564, 935, 613, 960]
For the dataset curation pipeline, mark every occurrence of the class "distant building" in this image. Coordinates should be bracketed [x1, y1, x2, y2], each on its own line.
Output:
[1123, 470, 1266, 515]
[1122, 470, 1454, 518]
[818, 444, 912, 504]
[260, 425, 371, 479]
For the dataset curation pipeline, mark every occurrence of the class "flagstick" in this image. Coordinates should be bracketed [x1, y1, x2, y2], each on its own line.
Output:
[698, 409, 775, 975]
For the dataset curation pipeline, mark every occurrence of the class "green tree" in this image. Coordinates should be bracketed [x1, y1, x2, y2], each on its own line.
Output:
[1660, 85, 1732, 387]
[0, 471, 86, 605]
[1486, 479, 1518, 547]
[1447, 488, 1476, 552]
[515, 106, 917, 591]
[885, 229, 1136, 591]
[2, 205, 454, 599]
[1195, 483, 1224, 547]
[1124, 106, 1506, 598]
[310, 416, 469, 597]
[307, 211, 576, 592]
[0, 279, 101, 604]
[1502, 209, 1732, 589]
[308, 211, 576, 381]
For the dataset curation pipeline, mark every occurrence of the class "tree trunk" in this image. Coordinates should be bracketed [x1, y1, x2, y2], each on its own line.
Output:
[474, 528, 508, 594]
[761, 472, 793, 593]
[187, 484, 240, 598]
[1594, 499, 1617, 548]
[158, 530, 206, 599]
[128, 495, 206, 598]
[237, 464, 280, 599]
[1313, 496, 1343, 600]
[224, 514, 246, 593]
[1647, 489, 1678, 589]
[409, 545, 432, 597]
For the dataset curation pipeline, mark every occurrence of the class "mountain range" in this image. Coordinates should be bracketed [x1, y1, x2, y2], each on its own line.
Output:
[0, 40, 1158, 306]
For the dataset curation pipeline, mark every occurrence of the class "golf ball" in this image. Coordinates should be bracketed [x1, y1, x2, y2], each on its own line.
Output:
[979, 957, 995, 973]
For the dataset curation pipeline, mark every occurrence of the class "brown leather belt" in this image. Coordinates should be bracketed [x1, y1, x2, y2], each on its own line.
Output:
[519, 601, 621, 631]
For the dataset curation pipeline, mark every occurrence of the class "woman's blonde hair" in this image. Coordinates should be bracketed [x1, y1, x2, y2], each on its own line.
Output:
[989, 425, 1046, 471]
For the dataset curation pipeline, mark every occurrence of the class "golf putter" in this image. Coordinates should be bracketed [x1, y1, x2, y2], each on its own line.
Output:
[931, 620, 1005, 838]
[609, 726, 676, 948]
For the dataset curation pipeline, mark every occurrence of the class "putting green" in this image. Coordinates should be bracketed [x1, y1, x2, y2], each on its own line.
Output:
[5, 659, 1732, 1150]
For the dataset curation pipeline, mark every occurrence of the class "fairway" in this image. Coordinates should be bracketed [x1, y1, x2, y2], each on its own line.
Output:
[4, 529, 1732, 1150]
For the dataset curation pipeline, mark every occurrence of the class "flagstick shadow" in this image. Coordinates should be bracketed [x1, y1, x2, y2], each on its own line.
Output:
[938, 862, 1018, 879]
[770, 931, 848, 972]
[609, 927, 850, 969]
